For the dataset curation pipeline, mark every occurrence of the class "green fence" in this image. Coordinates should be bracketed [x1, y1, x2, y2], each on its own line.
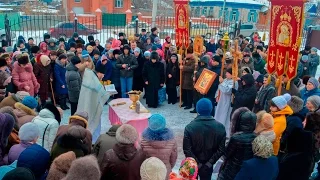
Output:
[102, 13, 126, 26]
[0, 13, 20, 30]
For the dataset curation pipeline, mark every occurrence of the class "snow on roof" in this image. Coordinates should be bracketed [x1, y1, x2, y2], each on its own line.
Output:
[190, 0, 269, 6]
[0, 8, 13, 11]
[32, 9, 59, 13]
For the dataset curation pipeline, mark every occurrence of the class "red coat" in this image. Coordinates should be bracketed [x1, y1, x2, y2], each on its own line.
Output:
[12, 61, 40, 96]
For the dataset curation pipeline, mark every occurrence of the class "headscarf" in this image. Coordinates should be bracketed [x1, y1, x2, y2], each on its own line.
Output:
[252, 135, 274, 158]
[179, 157, 198, 180]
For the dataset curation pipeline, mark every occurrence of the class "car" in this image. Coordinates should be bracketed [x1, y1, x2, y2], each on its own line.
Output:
[49, 22, 99, 39]
[0, 28, 16, 40]
[219, 23, 258, 39]
[190, 23, 218, 39]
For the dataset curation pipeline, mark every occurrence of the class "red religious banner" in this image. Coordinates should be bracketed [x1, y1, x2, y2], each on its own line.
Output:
[174, 0, 190, 48]
[268, 0, 305, 80]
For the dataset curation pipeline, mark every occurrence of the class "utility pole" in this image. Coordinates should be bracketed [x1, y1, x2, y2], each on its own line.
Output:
[151, 0, 158, 28]
[222, 0, 226, 22]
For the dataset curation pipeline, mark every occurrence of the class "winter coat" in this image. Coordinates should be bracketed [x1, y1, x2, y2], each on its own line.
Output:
[254, 58, 266, 74]
[239, 58, 254, 75]
[255, 83, 276, 113]
[32, 109, 59, 152]
[141, 128, 178, 178]
[150, 33, 158, 43]
[100, 143, 146, 180]
[309, 53, 320, 77]
[142, 61, 165, 107]
[13, 102, 37, 128]
[33, 61, 52, 100]
[218, 108, 257, 180]
[133, 55, 146, 92]
[67, 37, 85, 46]
[47, 151, 76, 180]
[166, 61, 180, 88]
[65, 63, 82, 103]
[50, 134, 87, 162]
[233, 74, 257, 111]
[54, 59, 68, 95]
[301, 59, 310, 76]
[93, 131, 118, 164]
[277, 128, 314, 180]
[207, 64, 221, 99]
[116, 54, 138, 78]
[272, 105, 293, 155]
[301, 87, 320, 105]
[12, 61, 40, 96]
[7, 142, 33, 165]
[96, 59, 112, 81]
[183, 116, 226, 167]
[182, 55, 195, 90]
[206, 42, 219, 53]
[144, 43, 153, 51]
[110, 58, 121, 88]
[0, 160, 17, 179]
[234, 156, 279, 180]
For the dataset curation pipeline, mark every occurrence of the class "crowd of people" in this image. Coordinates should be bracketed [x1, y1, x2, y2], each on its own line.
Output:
[0, 26, 319, 180]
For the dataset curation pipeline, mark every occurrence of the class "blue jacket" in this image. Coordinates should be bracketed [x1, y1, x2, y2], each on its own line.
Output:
[0, 160, 17, 179]
[54, 59, 68, 95]
[110, 58, 121, 88]
[300, 87, 320, 105]
[234, 156, 279, 180]
[206, 42, 219, 53]
[96, 59, 112, 81]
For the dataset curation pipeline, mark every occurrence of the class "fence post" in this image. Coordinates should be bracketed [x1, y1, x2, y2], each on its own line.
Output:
[135, 18, 139, 34]
[4, 14, 12, 46]
[74, 16, 78, 33]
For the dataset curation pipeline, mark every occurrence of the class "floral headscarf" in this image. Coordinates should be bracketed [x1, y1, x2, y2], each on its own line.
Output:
[179, 157, 198, 179]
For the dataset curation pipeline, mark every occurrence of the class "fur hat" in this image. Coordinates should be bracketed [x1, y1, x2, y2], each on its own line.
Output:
[144, 51, 151, 57]
[252, 135, 273, 159]
[308, 77, 319, 89]
[116, 124, 138, 144]
[140, 157, 167, 180]
[179, 157, 198, 179]
[62, 155, 100, 180]
[18, 55, 29, 65]
[287, 96, 304, 114]
[307, 95, 320, 110]
[47, 151, 76, 180]
[22, 96, 38, 109]
[69, 42, 76, 48]
[36, 54, 50, 67]
[123, 44, 130, 51]
[43, 103, 61, 124]
[2, 167, 35, 180]
[76, 43, 83, 49]
[113, 49, 122, 56]
[196, 98, 213, 116]
[150, 51, 159, 61]
[67, 125, 87, 140]
[271, 93, 291, 110]
[71, 56, 81, 65]
[19, 122, 39, 142]
[0, 113, 15, 146]
[69, 111, 89, 128]
[148, 114, 166, 131]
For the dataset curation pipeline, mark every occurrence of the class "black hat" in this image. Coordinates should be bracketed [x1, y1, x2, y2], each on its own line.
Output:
[93, 49, 100, 55]
[31, 46, 40, 54]
[150, 51, 159, 60]
[305, 46, 311, 51]
[123, 44, 130, 51]
[71, 56, 81, 65]
[76, 43, 83, 49]
[73, 32, 79, 38]
[58, 54, 67, 60]
[243, 54, 251, 58]
[88, 35, 94, 41]
[75, 39, 83, 44]
[226, 68, 232, 75]
[95, 64, 106, 74]
[141, 29, 146, 32]
[18, 55, 29, 65]
[170, 53, 178, 60]
[113, 49, 122, 56]
[44, 33, 50, 40]
[256, 74, 264, 83]
[18, 39, 24, 46]
[256, 45, 263, 51]
[89, 41, 96, 46]
[1, 40, 8, 47]
[119, 32, 124, 37]
[213, 55, 221, 63]
[58, 37, 65, 42]
[43, 102, 61, 124]
[252, 52, 261, 59]
[70, 42, 76, 48]
[0, 57, 6, 67]
[151, 27, 157, 33]
[28, 37, 34, 41]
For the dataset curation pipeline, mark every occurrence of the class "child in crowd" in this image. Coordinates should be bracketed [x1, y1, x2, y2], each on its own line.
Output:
[169, 157, 198, 180]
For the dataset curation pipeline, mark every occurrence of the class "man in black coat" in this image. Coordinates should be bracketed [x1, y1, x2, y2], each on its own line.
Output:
[183, 98, 226, 180]
[207, 55, 222, 116]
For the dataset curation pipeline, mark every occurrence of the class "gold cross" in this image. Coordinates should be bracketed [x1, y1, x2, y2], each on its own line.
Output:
[231, 40, 242, 79]
[289, 54, 295, 66]
[270, 50, 276, 62]
[278, 52, 284, 71]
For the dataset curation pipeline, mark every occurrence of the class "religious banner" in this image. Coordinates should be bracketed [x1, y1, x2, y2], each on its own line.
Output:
[174, 0, 190, 48]
[193, 35, 203, 55]
[268, 0, 305, 80]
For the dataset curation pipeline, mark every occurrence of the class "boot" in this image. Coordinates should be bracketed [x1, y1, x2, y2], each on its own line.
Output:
[60, 96, 69, 110]
[190, 109, 197, 113]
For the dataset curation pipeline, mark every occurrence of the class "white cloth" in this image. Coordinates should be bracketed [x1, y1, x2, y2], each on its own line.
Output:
[77, 69, 112, 143]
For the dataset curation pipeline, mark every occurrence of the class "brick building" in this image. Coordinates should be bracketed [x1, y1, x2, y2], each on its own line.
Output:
[67, 0, 132, 14]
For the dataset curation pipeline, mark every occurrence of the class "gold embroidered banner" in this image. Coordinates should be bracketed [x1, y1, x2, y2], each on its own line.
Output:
[174, 0, 190, 48]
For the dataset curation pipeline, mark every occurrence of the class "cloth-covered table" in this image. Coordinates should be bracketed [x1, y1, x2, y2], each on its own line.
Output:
[109, 98, 151, 139]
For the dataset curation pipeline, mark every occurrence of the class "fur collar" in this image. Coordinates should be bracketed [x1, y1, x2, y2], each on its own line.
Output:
[13, 61, 33, 73]
[14, 102, 37, 116]
[142, 128, 174, 141]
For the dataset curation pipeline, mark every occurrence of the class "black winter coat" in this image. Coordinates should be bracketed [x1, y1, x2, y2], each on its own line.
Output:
[116, 54, 138, 78]
[254, 83, 276, 113]
[133, 54, 146, 91]
[166, 61, 180, 88]
[233, 74, 256, 111]
[183, 116, 226, 165]
[142, 61, 165, 107]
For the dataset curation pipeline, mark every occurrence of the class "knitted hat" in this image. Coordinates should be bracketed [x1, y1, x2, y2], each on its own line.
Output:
[256, 74, 264, 83]
[311, 47, 318, 52]
[43, 103, 61, 123]
[30, 46, 40, 54]
[148, 114, 166, 131]
[271, 93, 291, 110]
[88, 35, 94, 41]
[59, 37, 65, 42]
[72, 32, 79, 38]
[63, 155, 100, 180]
[19, 122, 39, 142]
[144, 51, 151, 57]
[196, 98, 213, 116]
[2, 167, 35, 180]
[93, 50, 100, 55]
[12, 91, 30, 102]
[213, 55, 221, 63]
[71, 56, 81, 65]
[308, 77, 319, 89]
[200, 55, 210, 64]
[70, 42, 76, 48]
[0, 113, 14, 146]
[134, 47, 141, 53]
[252, 135, 273, 159]
[47, 151, 76, 180]
[44, 33, 50, 40]
[226, 68, 232, 75]
[18, 55, 29, 65]
[119, 32, 124, 37]
[69, 111, 89, 129]
[243, 47, 251, 53]
[150, 51, 159, 61]
[22, 96, 38, 109]
[67, 52, 75, 60]
[252, 71, 261, 80]
[151, 45, 158, 51]
[5, 46, 13, 53]
[307, 95, 320, 110]
[113, 49, 122, 56]
[81, 50, 89, 58]
[287, 96, 304, 114]
[0, 106, 18, 130]
[67, 125, 86, 140]
[301, 55, 308, 62]
[48, 39, 55, 44]
[256, 45, 263, 51]
[89, 41, 96, 47]
[140, 157, 167, 180]
[116, 124, 138, 144]
[123, 44, 130, 51]
[154, 37, 160, 42]
[179, 157, 198, 179]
